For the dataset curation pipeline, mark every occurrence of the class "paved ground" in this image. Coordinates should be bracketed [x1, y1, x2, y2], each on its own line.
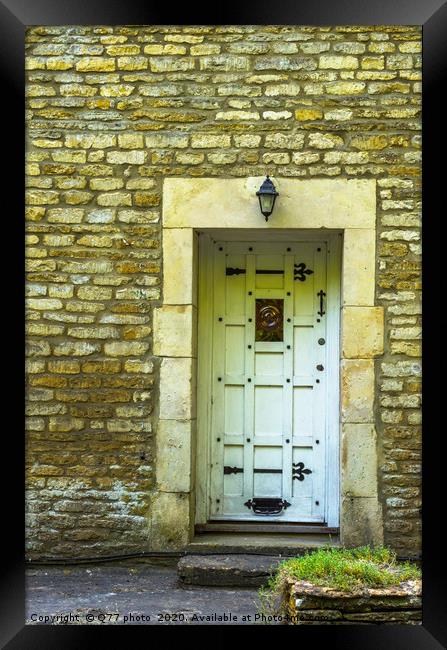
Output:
[26, 563, 272, 626]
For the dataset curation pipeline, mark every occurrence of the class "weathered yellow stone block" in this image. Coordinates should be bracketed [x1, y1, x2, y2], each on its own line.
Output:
[156, 419, 193, 492]
[26, 190, 59, 205]
[153, 305, 196, 357]
[99, 84, 135, 97]
[25, 207, 46, 222]
[342, 307, 384, 358]
[117, 133, 144, 149]
[341, 359, 374, 423]
[341, 496, 384, 547]
[159, 357, 195, 420]
[191, 134, 231, 148]
[294, 108, 323, 120]
[319, 55, 358, 69]
[162, 228, 197, 305]
[144, 44, 187, 55]
[326, 81, 366, 95]
[75, 57, 116, 72]
[341, 424, 378, 497]
[342, 229, 376, 306]
[46, 57, 74, 70]
[150, 492, 191, 550]
[106, 45, 141, 56]
[361, 56, 385, 70]
[351, 135, 388, 150]
[190, 44, 220, 55]
[104, 341, 149, 356]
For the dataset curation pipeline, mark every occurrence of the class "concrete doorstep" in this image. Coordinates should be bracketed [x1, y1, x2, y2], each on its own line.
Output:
[177, 554, 284, 587]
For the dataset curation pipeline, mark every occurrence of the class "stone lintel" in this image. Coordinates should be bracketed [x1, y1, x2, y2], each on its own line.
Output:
[163, 177, 376, 229]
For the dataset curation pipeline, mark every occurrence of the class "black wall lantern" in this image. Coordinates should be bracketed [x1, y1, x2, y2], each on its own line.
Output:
[256, 175, 279, 222]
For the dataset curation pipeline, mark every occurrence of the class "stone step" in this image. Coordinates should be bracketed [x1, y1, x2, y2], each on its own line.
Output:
[177, 554, 285, 587]
[186, 532, 340, 557]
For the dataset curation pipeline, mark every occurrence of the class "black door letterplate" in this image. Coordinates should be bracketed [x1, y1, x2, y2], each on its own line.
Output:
[244, 498, 291, 515]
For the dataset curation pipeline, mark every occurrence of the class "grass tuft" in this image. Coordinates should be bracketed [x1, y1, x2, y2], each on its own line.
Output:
[267, 545, 421, 594]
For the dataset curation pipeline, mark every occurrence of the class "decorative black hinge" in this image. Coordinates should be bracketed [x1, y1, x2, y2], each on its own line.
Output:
[226, 264, 314, 281]
[254, 468, 283, 474]
[294, 263, 314, 282]
[244, 498, 291, 515]
[223, 466, 244, 475]
[292, 462, 312, 481]
[224, 467, 283, 475]
[226, 268, 285, 276]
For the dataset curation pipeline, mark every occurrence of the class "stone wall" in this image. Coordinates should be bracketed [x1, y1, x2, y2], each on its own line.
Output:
[286, 578, 422, 624]
[25, 25, 421, 559]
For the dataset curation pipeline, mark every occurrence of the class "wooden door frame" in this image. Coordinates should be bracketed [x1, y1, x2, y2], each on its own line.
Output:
[195, 229, 342, 529]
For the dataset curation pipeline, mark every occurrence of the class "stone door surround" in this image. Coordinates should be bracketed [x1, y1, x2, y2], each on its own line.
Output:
[151, 177, 384, 550]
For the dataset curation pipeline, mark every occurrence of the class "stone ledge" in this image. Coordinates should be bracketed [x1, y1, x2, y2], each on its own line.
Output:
[287, 578, 422, 625]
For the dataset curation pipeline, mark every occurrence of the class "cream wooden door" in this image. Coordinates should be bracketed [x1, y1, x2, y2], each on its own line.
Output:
[209, 240, 331, 522]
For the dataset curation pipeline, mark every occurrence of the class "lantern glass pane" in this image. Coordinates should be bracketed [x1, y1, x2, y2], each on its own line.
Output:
[260, 194, 274, 213]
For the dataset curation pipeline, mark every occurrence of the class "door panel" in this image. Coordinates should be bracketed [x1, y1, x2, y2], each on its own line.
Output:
[210, 240, 330, 522]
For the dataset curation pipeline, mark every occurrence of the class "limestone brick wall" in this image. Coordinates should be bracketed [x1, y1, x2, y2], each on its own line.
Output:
[25, 25, 421, 559]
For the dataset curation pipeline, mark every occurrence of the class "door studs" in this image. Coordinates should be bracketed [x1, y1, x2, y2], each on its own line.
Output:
[316, 364, 324, 371]
[318, 338, 326, 345]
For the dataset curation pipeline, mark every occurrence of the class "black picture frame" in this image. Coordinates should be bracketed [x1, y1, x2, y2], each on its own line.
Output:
[3, 0, 445, 646]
